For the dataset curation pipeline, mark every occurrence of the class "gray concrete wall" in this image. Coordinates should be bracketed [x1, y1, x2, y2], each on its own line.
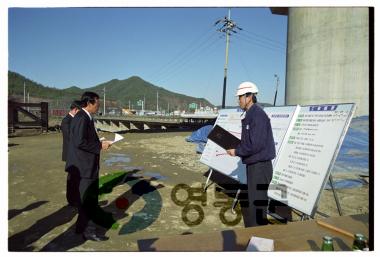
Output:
[286, 7, 369, 116]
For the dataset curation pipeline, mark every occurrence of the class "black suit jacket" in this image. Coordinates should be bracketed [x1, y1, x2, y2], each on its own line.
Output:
[65, 109, 101, 179]
[61, 114, 73, 162]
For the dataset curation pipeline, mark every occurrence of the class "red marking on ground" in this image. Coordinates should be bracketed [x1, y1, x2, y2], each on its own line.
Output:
[115, 197, 129, 209]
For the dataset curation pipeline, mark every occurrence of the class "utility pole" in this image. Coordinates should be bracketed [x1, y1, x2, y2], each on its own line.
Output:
[129, 100, 131, 110]
[215, 9, 242, 108]
[156, 91, 159, 113]
[103, 86, 106, 115]
[273, 74, 280, 106]
[143, 95, 146, 113]
[27, 92, 30, 111]
[23, 81, 26, 103]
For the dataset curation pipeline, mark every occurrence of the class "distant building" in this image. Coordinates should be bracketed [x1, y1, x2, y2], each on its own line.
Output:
[121, 108, 136, 115]
[106, 107, 121, 115]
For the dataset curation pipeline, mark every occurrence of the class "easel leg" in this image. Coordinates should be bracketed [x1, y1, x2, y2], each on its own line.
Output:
[329, 174, 343, 216]
[231, 189, 241, 214]
[204, 169, 213, 192]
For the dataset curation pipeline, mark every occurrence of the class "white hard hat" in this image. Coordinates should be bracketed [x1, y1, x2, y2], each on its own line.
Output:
[235, 81, 259, 96]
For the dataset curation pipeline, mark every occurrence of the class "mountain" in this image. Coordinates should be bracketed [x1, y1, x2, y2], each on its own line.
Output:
[8, 71, 214, 111]
[8, 71, 78, 100]
[87, 76, 213, 111]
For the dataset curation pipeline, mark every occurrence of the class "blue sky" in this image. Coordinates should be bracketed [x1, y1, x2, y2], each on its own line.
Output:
[9, 7, 287, 107]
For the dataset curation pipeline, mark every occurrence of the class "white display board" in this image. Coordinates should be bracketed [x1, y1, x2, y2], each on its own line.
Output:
[200, 103, 355, 217]
[263, 105, 301, 167]
[200, 106, 299, 184]
[200, 109, 246, 183]
[269, 103, 355, 216]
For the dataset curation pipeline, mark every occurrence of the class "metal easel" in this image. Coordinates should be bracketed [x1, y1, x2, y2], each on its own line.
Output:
[329, 174, 343, 216]
[203, 169, 214, 192]
[204, 168, 242, 214]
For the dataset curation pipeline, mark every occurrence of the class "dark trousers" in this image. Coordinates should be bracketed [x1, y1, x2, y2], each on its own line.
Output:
[66, 170, 81, 206]
[246, 160, 273, 227]
[75, 177, 99, 234]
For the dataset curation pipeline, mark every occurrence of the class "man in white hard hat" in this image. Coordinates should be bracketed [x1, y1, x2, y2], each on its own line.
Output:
[227, 81, 276, 227]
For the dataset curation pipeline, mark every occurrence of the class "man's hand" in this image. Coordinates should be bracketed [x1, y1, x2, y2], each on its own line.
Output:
[226, 149, 236, 156]
[101, 141, 112, 150]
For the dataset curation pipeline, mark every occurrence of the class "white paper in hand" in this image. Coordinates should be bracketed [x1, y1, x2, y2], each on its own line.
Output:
[112, 133, 124, 144]
[246, 236, 274, 251]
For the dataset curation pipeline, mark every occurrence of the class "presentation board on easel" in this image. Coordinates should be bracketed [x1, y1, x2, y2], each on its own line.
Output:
[269, 103, 355, 216]
[199, 108, 246, 182]
[200, 103, 355, 216]
[200, 106, 300, 184]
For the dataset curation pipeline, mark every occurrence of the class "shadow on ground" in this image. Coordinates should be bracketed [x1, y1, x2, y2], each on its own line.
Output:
[9, 201, 48, 220]
[35, 172, 164, 251]
[8, 204, 78, 251]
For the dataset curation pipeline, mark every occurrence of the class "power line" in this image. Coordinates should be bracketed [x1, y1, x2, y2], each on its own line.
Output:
[150, 30, 217, 84]
[156, 35, 221, 84]
[236, 33, 285, 51]
[230, 40, 253, 82]
[154, 33, 221, 84]
[148, 26, 217, 82]
[240, 28, 286, 48]
[234, 33, 286, 54]
[239, 30, 286, 50]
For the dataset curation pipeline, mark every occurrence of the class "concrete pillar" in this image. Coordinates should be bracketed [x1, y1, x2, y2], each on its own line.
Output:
[119, 121, 130, 131]
[109, 121, 119, 132]
[286, 7, 369, 116]
[95, 120, 106, 131]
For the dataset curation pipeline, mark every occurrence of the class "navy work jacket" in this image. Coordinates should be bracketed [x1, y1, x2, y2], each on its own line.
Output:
[235, 104, 276, 165]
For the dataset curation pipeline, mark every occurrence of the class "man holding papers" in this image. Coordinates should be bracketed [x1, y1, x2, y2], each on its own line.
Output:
[227, 82, 276, 227]
[65, 92, 112, 241]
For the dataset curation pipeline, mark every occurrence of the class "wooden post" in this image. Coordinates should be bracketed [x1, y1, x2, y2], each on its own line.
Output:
[40, 102, 49, 132]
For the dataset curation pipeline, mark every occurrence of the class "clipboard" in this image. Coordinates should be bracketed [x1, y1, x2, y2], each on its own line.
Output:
[207, 124, 241, 150]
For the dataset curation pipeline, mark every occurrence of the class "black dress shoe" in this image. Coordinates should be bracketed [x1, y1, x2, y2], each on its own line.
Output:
[82, 231, 109, 242]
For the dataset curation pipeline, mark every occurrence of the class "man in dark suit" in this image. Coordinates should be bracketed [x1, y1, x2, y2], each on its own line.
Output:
[65, 92, 112, 241]
[61, 100, 82, 207]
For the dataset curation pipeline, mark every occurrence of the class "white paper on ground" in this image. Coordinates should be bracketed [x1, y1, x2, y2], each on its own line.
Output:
[246, 236, 274, 251]
[112, 133, 124, 144]
[99, 137, 106, 141]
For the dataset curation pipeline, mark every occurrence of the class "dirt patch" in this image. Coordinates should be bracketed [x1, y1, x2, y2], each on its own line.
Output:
[8, 131, 369, 251]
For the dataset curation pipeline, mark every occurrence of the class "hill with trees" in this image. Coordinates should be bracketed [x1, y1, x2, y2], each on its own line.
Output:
[8, 71, 214, 112]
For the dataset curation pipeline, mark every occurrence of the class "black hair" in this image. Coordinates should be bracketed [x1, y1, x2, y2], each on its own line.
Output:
[244, 93, 257, 103]
[81, 91, 99, 107]
[253, 94, 257, 104]
[70, 100, 82, 110]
